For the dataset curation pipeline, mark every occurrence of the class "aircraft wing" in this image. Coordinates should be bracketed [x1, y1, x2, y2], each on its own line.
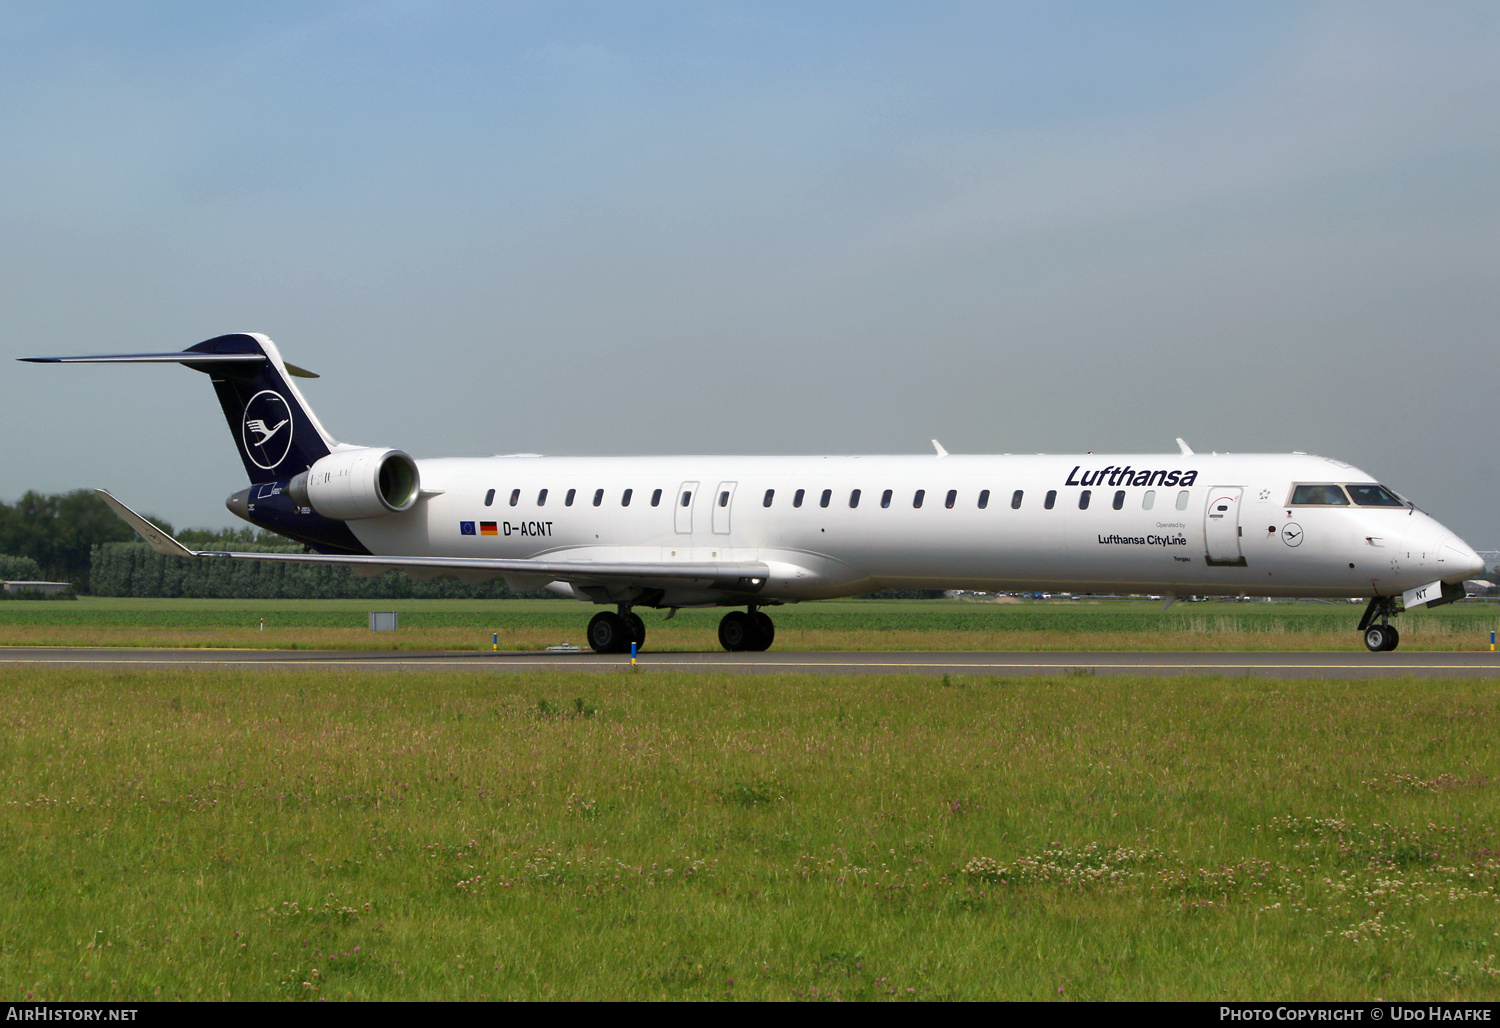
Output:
[96, 489, 770, 592]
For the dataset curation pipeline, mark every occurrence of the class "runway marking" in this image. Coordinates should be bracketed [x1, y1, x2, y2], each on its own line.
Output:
[1, 654, 1498, 674]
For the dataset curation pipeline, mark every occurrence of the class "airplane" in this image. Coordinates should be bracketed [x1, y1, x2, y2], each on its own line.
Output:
[22, 332, 1487, 654]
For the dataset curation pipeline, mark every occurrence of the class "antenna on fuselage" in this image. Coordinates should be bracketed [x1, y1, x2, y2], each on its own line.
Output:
[1176, 438, 1194, 456]
[932, 440, 949, 457]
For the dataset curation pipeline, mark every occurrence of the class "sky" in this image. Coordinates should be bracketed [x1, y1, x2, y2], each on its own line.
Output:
[2, 1, 1498, 544]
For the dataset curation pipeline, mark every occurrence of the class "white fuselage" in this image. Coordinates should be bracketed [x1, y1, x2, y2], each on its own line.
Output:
[343, 451, 1483, 607]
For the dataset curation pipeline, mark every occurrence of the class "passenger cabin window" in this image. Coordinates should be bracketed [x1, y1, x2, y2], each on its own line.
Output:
[1142, 490, 1156, 510]
[537, 488, 548, 506]
[1346, 484, 1405, 507]
[651, 488, 662, 507]
[849, 489, 861, 508]
[978, 489, 989, 509]
[484, 489, 495, 507]
[1175, 490, 1190, 511]
[763, 489, 774, 508]
[622, 488, 633, 507]
[881, 489, 892, 508]
[565, 488, 576, 507]
[1044, 490, 1056, 510]
[1011, 490, 1023, 509]
[680, 490, 692, 507]
[819, 489, 832, 508]
[1113, 490, 1125, 510]
[793, 489, 805, 508]
[1290, 484, 1350, 506]
[1079, 490, 1091, 510]
[719, 490, 730, 507]
[913, 489, 925, 509]
[509, 488, 520, 507]
[593, 488, 604, 507]
[945, 489, 957, 509]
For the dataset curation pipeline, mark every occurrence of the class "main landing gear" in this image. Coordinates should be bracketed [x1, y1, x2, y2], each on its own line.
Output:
[584, 606, 777, 654]
[1358, 597, 1401, 652]
[587, 607, 645, 654]
[718, 607, 775, 652]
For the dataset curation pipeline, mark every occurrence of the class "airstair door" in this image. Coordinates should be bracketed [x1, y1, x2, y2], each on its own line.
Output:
[712, 481, 737, 535]
[675, 481, 698, 535]
[1204, 487, 1246, 566]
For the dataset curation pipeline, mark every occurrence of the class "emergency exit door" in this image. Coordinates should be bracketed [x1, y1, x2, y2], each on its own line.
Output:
[675, 481, 698, 534]
[712, 481, 737, 535]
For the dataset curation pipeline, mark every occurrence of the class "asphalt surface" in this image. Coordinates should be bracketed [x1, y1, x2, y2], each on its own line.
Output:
[2, 647, 1499, 677]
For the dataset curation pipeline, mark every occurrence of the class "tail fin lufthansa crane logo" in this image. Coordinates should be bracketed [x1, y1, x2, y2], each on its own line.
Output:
[240, 390, 294, 471]
[247, 417, 287, 446]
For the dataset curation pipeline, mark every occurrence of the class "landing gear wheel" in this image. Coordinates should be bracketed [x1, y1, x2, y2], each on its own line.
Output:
[624, 612, 646, 649]
[718, 610, 751, 652]
[747, 611, 775, 652]
[1364, 624, 1399, 652]
[588, 611, 632, 654]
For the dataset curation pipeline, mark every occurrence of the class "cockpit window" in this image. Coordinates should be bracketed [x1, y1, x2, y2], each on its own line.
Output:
[1346, 484, 1405, 507]
[1289, 484, 1350, 506]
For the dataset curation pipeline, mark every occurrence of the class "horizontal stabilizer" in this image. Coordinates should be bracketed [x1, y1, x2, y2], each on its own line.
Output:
[21, 351, 318, 377]
[19, 352, 266, 366]
[97, 490, 772, 592]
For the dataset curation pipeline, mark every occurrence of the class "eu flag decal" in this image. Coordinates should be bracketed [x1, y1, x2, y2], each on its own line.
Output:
[460, 521, 476, 536]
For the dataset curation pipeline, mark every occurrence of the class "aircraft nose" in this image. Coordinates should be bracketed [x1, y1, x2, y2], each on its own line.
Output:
[1442, 537, 1486, 582]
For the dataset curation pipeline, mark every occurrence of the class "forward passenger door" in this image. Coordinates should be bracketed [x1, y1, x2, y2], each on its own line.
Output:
[1204, 487, 1246, 566]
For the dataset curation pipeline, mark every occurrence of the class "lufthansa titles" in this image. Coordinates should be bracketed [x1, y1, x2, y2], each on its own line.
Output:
[1066, 465, 1199, 488]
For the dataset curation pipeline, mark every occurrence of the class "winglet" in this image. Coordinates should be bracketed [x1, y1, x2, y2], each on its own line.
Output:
[1176, 438, 1194, 456]
[94, 489, 199, 559]
[932, 439, 949, 458]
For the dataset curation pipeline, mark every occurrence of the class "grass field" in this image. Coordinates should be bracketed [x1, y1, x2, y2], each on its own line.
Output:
[0, 665, 1496, 1000]
[2, 597, 1499, 651]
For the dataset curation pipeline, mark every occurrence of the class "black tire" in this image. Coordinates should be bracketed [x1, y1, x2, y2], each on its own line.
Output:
[718, 610, 750, 651]
[1363, 625, 1391, 652]
[747, 611, 775, 652]
[588, 611, 631, 654]
[1382, 625, 1400, 652]
[624, 612, 646, 649]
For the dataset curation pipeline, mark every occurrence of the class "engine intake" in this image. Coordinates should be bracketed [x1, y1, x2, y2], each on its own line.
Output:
[287, 448, 420, 520]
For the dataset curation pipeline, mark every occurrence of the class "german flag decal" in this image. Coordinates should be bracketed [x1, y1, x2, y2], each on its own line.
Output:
[480, 522, 498, 536]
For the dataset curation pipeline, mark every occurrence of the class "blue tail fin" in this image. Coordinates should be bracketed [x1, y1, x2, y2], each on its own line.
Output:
[184, 333, 337, 483]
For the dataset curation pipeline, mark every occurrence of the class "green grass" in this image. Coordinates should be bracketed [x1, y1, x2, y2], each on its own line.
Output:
[2, 597, 1498, 651]
[0, 666, 1496, 1000]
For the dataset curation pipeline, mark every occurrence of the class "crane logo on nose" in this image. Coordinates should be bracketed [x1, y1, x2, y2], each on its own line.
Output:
[1280, 523, 1304, 547]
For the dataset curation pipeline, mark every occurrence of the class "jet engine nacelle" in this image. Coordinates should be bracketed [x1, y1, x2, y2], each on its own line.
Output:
[287, 447, 420, 520]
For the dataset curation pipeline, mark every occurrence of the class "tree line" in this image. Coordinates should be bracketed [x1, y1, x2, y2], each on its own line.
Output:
[0, 491, 141, 590]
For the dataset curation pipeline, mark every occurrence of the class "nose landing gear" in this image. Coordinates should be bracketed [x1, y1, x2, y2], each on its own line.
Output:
[1358, 597, 1401, 652]
[718, 607, 775, 652]
[1363, 623, 1400, 652]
